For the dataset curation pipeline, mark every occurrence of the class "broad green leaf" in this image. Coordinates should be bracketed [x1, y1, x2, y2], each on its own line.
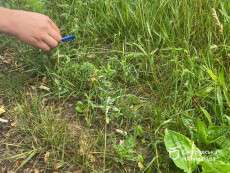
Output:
[215, 136, 230, 148]
[181, 114, 195, 129]
[196, 86, 214, 98]
[164, 129, 203, 173]
[206, 69, 218, 83]
[217, 86, 223, 118]
[75, 101, 86, 113]
[224, 115, 230, 125]
[196, 119, 208, 145]
[201, 161, 230, 173]
[215, 148, 230, 162]
[207, 126, 229, 143]
[223, 89, 230, 108]
[200, 107, 212, 126]
[218, 69, 225, 87]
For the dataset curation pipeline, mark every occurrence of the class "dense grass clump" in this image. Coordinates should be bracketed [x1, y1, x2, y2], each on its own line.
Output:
[0, 0, 230, 172]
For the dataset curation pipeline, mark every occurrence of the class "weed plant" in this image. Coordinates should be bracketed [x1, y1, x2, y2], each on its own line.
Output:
[0, 0, 230, 172]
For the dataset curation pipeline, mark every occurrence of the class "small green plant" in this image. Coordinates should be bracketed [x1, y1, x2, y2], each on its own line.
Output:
[164, 129, 203, 173]
[164, 129, 230, 173]
[113, 136, 143, 166]
[1, 0, 230, 172]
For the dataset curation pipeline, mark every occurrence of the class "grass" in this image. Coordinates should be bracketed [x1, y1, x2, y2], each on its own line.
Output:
[0, 0, 230, 172]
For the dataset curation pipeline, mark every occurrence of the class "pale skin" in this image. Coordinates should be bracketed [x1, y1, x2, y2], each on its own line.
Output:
[0, 7, 61, 52]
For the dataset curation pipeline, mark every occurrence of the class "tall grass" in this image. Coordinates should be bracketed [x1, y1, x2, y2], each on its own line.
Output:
[0, 0, 230, 172]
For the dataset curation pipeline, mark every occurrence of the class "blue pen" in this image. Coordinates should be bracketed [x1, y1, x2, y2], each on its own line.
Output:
[61, 35, 76, 43]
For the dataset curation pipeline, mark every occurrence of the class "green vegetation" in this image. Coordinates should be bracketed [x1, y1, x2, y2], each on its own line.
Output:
[0, 0, 230, 172]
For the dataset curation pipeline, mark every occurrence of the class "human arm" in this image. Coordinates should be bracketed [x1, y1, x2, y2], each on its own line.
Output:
[0, 7, 61, 51]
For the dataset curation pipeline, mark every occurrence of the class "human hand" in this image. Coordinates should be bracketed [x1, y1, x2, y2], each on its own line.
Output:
[0, 8, 61, 51]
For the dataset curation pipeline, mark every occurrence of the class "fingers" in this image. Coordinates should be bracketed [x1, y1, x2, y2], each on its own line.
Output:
[34, 17, 62, 51]
[48, 28, 62, 42]
[37, 27, 61, 52]
[48, 18, 61, 34]
[11, 10, 62, 52]
[47, 20, 62, 48]
[31, 33, 59, 52]
[26, 37, 51, 52]
[42, 34, 59, 49]
[37, 42, 51, 52]
[33, 34, 58, 52]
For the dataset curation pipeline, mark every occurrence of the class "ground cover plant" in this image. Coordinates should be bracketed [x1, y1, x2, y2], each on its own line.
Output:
[0, 0, 230, 172]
